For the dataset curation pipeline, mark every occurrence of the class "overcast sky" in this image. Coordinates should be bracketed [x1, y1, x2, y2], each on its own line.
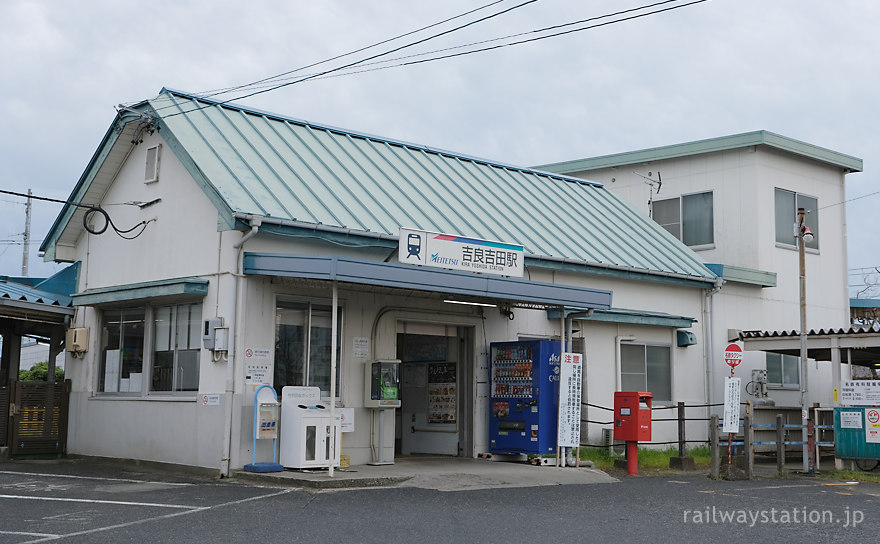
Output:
[1, 0, 877, 296]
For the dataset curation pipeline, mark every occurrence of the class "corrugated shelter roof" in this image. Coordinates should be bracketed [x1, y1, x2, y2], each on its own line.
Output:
[42, 89, 717, 286]
[740, 323, 880, 338]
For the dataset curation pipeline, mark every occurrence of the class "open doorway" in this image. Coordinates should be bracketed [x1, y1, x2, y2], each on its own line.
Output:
[395, 324, 474, 457]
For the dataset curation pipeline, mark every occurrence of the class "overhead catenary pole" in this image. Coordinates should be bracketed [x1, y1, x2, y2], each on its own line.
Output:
[22, 189, 32, 276]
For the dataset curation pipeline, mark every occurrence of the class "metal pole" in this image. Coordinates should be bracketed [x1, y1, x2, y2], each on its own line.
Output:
[329, 281, 338, 477]
[797, 208, 811, 473]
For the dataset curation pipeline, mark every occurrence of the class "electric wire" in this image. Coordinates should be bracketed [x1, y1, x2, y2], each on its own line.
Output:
[0, 189, 154, 240]
[192, 0, 511, 100]
[158, 0, 540, 119]
[158, 0, 706, 119]
[223, 0, 689, 91]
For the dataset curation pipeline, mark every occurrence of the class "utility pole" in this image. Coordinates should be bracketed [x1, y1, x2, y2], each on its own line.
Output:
[22, 188, 32, 276]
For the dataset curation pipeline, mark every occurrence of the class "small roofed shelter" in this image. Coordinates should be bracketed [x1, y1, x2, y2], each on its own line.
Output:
[739, 323, 880, 404]
[0, 264, 78, 455]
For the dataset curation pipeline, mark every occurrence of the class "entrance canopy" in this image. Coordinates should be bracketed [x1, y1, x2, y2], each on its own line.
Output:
[739, 324, 880, 367]
[243, 253, 613, 310]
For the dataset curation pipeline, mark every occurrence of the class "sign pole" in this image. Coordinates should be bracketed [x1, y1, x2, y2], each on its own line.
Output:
[722, 343, 743, 469]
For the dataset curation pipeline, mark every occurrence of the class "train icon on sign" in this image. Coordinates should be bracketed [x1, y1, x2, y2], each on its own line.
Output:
[407, 233, 421, 259]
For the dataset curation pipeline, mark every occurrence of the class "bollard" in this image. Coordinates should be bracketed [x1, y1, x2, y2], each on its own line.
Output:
[710, 414, 719, 479]
[744, 414, 753, 479]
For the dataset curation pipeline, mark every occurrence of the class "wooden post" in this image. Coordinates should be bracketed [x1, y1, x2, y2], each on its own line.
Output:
[776, 414, 785, 473]
[677, 401, 686, 458]
[744, 414, 753, 479]
[710, 414, 719, 479]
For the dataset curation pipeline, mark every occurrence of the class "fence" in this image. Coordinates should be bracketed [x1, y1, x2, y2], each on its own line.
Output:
[581, 400, 841, 478]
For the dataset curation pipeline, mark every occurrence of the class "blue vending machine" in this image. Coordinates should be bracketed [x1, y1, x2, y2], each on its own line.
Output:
[489, 340, 561, 454]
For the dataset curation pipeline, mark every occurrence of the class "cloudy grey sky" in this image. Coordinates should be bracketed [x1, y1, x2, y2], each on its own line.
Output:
[1, 0, 877, 295]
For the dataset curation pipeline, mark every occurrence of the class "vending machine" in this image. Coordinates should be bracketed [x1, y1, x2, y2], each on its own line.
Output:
[489, 340, 561, 455]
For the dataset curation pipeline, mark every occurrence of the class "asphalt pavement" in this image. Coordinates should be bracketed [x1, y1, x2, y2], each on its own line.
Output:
[1, 456, 877, 543]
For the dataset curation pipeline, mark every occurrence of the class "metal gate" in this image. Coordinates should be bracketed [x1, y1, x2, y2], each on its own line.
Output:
[6, 380, 71, 456]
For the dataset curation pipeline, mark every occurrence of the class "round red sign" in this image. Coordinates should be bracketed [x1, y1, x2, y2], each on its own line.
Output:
[868, 409, 880, 424]
[724, 343, 743, 368]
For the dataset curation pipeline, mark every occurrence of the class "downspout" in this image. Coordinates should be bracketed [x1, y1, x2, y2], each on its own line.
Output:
[703, 278, 723, 420]
[220, 218, 261, 477]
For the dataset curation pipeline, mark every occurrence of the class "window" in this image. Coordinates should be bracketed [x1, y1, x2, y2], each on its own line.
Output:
[145, 144, 161, 183]
[274, 301, 342, 398]
[152, 303, 202, 392]
[774, 188, 818, 250]
[99, 302, 202, 395]
[766, 352, 800, 388]
[653, 191, 714, 248]
[100, 308, 146, 393]
[620, 343, 671, 402]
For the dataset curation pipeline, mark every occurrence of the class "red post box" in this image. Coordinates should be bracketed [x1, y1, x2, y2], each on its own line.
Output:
[613, 391, 652, 476]
[613, 391, 653, 441]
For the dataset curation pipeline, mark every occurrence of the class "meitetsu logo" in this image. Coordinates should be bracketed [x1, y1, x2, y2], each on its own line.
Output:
[431, 253, 459, 266]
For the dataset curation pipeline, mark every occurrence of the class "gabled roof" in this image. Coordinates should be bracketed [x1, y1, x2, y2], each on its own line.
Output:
[42, 89, 717, 287]
[534, 130, 864, 175]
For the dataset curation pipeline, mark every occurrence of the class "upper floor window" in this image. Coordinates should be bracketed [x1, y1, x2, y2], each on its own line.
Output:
[653, 191, 714, 249]
[774, 188, 818, 250]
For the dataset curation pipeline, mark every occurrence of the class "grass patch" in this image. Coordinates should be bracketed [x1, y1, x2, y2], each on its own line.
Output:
[816, 469, 880, 483]
[575, 445, 712, 471]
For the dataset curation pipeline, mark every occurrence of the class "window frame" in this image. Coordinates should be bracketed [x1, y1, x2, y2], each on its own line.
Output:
[652, 190, 714, 250]
[151, 302, 202, 394]
[765, 352, 801, 390]
[274, 298, 343, 401]
[619, 342, 673, 403]
[774, 188, 819, 251]
[97, 300, 203, 398]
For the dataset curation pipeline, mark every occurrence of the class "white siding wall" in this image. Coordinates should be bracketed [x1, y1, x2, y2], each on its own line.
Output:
[568, 146, 851, 410]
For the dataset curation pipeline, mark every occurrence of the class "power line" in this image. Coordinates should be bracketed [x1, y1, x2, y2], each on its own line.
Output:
[0, 188, 156, 240]
[192, 0, 512, 100]
[225, 0, 690, 92]
[159, 0, 540, 119]
[162, 0, 707, 118]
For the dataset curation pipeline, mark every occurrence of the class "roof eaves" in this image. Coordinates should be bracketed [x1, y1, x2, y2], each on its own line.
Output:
[534, 130, 863, 174]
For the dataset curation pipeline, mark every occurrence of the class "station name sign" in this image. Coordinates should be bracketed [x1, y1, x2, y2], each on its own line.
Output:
[399, 228, 524, 278]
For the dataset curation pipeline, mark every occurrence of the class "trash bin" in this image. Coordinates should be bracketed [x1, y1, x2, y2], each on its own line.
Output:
[280, 386, 341, 469]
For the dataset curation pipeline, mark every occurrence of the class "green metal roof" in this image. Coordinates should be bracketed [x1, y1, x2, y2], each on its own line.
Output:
[42, 89, 717, 286]
[534, 130, 863, 175]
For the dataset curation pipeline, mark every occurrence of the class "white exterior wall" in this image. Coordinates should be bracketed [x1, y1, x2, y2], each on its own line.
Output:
[65, 131, 238, 468]
[568, 146, 850, 410]
[63, 130, 711, 471]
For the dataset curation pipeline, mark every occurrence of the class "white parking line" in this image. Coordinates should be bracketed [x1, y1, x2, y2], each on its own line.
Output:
[0, 494, 204, 509]
[0, 470, 194, 486]
[14, 488, 293, 543]
[0, 532, 59, 539]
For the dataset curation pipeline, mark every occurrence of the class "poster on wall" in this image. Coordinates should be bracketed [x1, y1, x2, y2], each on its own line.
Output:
[427, 363, 456, 424]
